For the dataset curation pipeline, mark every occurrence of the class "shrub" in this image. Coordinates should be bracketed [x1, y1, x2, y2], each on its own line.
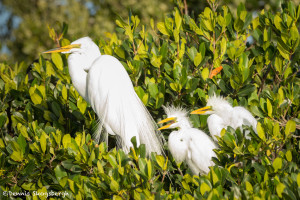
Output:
[0, 0, 299, 199]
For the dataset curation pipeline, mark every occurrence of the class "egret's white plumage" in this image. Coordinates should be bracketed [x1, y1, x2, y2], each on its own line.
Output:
[191, 94, 257, 140]
[44, 37, 164, 155]
[158, 106, 217, 175]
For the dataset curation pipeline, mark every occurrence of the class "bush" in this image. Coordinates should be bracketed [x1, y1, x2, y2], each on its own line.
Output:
[0, 0, 299, 199]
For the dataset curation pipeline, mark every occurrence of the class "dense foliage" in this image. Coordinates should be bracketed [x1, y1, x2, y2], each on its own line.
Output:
[0, 0, 299, 199]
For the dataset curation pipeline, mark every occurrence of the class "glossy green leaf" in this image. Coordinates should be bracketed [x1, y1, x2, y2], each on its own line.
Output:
[62, 134, 71, 148]
[273, 157, 282, 171]
[62, 85, 68, 100]
[200, 182, 211, 195]
[77, 96, 87, 114]
[276, 182, 285, 198]
[157, 22, 170, 36]
[40, 132, 47, 153]
[54, 165, 67, 181]
[285, 120, 296, 137]
[257, 122, 266, 141]
[51, 53, 63, 70]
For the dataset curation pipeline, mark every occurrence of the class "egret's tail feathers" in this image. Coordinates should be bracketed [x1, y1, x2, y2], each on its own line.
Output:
[133, 93, 165, 156]
[93, 119, 108, 145]
[91, 86, 165, 156]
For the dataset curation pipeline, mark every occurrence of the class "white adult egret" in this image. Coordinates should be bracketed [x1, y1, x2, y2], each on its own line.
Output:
[158, 106, 217, 175]
[191, 94, 257, 141]
[44, 37, 164, 155]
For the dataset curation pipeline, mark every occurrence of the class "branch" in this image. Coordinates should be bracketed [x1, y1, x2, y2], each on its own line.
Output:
[183, 0, 188, 15]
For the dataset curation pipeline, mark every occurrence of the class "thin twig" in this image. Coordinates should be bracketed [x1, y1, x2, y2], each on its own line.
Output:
[183, 0, 188, 15]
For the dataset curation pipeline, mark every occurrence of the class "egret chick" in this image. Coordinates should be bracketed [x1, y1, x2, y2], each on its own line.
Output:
[158, 106, 217, 175]
[44, 37, 164, 155]
[191, 94, 257, 141]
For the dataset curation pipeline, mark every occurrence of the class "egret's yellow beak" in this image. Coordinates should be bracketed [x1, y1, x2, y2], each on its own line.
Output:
[190, 106, 212, 114]
[157, 117, 176, 130]
[43, 44, 81, 53]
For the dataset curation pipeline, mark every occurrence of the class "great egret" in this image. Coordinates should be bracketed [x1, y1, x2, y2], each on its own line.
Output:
[158, 105, 217, 175]
[44, 37, 164, 155]
[191, 94, 257, 141]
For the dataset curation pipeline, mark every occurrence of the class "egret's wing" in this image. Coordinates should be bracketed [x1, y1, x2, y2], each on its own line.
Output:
[233, 107, 257, 133]
[88, 55, 164, 155]
[186, 129, 217, 175]
[207, 114, 225, 141]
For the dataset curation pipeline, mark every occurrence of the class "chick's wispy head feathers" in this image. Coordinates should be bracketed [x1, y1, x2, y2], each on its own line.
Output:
[162, 105, 189, 119]
[206, 94, 232, 108]
[161, 105, 192, 129]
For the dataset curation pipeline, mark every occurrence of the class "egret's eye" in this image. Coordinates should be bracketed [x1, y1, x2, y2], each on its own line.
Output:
[180, 139, 183, 142]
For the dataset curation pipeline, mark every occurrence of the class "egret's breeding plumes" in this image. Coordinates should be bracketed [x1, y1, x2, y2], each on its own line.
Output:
[158, 106, 217, 175]
[191, 94, 257, 141]
[44, 37, 164, 155]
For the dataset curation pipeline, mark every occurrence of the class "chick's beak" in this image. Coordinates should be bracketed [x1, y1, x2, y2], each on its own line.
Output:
[190, 106, 212, 114]
[157, 117, 176, 130]
[43, 44, 81, 53]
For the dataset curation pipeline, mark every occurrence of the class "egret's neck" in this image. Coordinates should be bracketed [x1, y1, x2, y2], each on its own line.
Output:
[178, 118, 193, 129]
[67, 54, 90, 101]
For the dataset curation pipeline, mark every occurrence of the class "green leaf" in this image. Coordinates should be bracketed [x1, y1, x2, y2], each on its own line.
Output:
[273, 122, 281, 139]
[277, 39, 290, 60]
[155, 92, 164, 108]
[274, 15, 282, 30]
[257, 122, 266, 141]
[285, 120, 296, 137]
[188, 46, 197, 61]
[148, 82, 158, 98]
[62, 85, 67, 100]
[237, 85, 256, 97]
[156, 155, 165, 169]
[11, 150, 23, 162]
[54, 165, 67, 181]
[17, 123, 29, 139]
[62, 134, 71, 148]
[194, 53, 203, 67]
[266, 98, 272, 117]
[175, 9, 182, 30]
[110, 179, 119, 192]
[37, 187, 48, 200]
[245, 181, 253, 193]
[273, 157, 282, 172]
[200, 182, 211, 195]
[29, 87, 42, 105]
[51, 53, 63, 70]
[150, 18, 154, 30]
[108, 153, 118, 168]
[297, 173, 300, 187]
[77, 96, 87, 114]
[88, 150, 95, 166]
[21, 182, 36, 191]
[157, 22, 170, 36]
[201, 68, 210, 80]
[146, 160, 152, 180]
[51, 101, 62, 117]
[285, 150, 292, 162]
[290, 26, 299, 40]
[173, 29, 179, 43]
[150, 54, 162, 68]
[0, 138, 4, 148]
[276, 182, 285, 198]
[40, 132, 47, 153]
[114, 46, 125, 59]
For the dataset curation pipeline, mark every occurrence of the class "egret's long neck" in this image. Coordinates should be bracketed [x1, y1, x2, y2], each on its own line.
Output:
[67, 54, 89, 101]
